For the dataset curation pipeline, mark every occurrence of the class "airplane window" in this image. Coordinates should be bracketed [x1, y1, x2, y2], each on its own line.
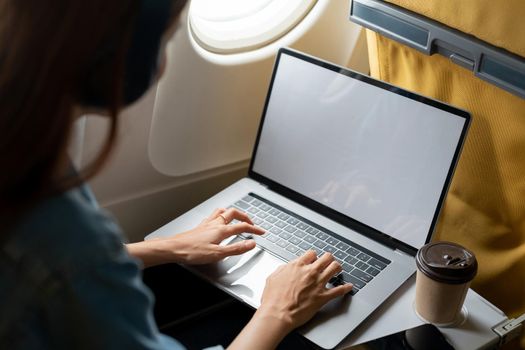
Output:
[189, 0, 318, 54]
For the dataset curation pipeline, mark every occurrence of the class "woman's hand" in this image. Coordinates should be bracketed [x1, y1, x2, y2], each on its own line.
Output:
[259, 250, 353, 330]
[228, 251, 353, 350]
[169, 207, 265, 264]
[126, 207, 264, 268]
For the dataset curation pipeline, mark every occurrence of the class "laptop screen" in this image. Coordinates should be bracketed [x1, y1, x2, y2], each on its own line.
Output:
[251, 49, 469, 250]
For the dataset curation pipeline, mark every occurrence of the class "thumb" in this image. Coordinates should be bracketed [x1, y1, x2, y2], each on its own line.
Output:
[324, 283, 354, 301]
[219, 240, 256, 258]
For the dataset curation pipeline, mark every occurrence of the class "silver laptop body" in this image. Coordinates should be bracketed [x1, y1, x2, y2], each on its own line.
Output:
[147, 48, 470, 349]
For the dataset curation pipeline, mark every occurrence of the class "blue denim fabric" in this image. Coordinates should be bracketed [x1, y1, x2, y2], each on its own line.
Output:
[0, 184, 185, 350]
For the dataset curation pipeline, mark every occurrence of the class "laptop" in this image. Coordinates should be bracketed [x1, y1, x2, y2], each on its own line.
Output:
[147, 48, 470, 349]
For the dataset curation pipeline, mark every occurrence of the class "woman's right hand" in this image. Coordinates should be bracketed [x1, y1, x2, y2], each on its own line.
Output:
[258, 250, 354, 332]
[228, 251, 353, 350]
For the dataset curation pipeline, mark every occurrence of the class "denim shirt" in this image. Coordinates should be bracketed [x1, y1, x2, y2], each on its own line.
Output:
[0, 184, 185, 349]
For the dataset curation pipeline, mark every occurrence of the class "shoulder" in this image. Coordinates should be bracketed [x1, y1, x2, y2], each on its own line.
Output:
[10, 184, 127, 269]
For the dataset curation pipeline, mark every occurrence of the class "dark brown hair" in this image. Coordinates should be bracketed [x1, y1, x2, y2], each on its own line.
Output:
[0, 1, 185, 231]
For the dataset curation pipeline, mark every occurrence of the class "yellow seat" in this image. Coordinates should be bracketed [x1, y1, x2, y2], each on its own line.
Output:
[365, 1, 525, 349]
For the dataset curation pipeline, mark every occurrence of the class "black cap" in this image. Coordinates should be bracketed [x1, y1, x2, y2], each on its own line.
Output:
[416, 241, 477, 284]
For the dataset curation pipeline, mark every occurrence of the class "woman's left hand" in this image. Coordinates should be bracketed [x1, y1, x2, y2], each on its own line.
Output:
[126, 208, 265, 267]
[168, 207, 265, 264]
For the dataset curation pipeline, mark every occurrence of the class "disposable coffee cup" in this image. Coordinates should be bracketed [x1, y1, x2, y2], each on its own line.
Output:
[415, 241, 477, 326]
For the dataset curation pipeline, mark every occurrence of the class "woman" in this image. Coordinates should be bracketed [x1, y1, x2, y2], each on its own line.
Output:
[0, 1, 353, 349]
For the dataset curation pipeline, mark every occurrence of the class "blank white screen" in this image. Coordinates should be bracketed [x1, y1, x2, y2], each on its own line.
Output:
[252, 54, 465, 249]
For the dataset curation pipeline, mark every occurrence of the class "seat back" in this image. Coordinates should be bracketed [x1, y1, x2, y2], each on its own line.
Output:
[358, 2, 525, 348]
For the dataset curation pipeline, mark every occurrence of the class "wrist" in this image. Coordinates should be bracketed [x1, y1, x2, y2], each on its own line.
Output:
[228, 307, 293, 350]
[254, 305, 295, 337]
[126, 238, 182, 268]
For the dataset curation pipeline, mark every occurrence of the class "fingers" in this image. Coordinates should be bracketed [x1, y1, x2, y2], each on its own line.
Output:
[323, 283, 354, 300]
[217, 208, 253, 225]
[217, 240, 256, 258]
[202, 208, 226, 223]
[224, 222, 265, 238]
[297, 250, 317, 265]
[312, 252, 335, 272]
[319, 260, 343, 284]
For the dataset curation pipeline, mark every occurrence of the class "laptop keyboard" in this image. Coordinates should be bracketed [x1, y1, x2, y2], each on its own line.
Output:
[229, 193, 391, 295]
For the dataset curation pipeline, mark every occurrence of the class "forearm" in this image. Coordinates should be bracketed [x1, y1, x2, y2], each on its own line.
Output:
[126, 240, 179, 268]
[228, 309, 293, 350]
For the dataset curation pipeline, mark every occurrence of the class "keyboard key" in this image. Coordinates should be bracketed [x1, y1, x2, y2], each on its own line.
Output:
[279, 232, 292, 240]
[304, 235, 316, 243]
[265, 216, 278, 224]
[269, 208, 280, 216]
[346, 247, 360, 256]
[269, 227, 282, 235]
[344, 256, 358, 265]
[355, 261, 369, 271]
[256, 212, 268, 219]
[276, 239, 288, 248]
[342, 263, 353, 272]
[260, 222, 272, 230]
[235, 201, 250, 210]
[284, 225, 297, 233]
[325, 237, 340, 246]
[340, 272, 366, 289]
[252, 218, 263, 225]
[313, 240, 327, 249]
[278, 213, 290, 220]
[350, 269, 373, 283]
[287, 217, 300, 225]
[248, 207, 259, 214]
[368, 258, 388, 270]
[260, 204, 272, 211]
[316, 231, 329, 240]
[334, 250, 348, 260]
[311, 247, 323, 256]
[330, 276, 344, 286]
[267, 235, 278, 243]
[233, 205, 245, 212]
[286, 245, 299, 253]
[294, 249, 305, 257]
[299, 241, 312, 250]
[242, 195, 254, 203]
[366, 266, 380, 276]
[306, 227, 319, 235]
[293, 230, 306, 238]
[275, 220, 287, 228]
[251, 199, 262, 207]
[336, 242, 350, 251]
[289, 236, 301, 245]
[297, 222, 309, 230]
[357, 252, 371, 262]
[324, 246, 337, 254]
